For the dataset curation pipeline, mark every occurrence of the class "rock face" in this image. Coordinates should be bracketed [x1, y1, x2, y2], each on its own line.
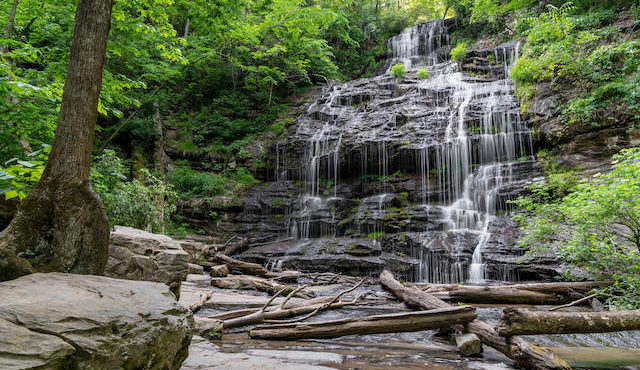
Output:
[175, 20, 567, 283]
[106, 226, 189, 298]
[0, 273, 193, 369]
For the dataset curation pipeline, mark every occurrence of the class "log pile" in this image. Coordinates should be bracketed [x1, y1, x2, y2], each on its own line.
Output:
[195, 246, 637, 370]
[380, 270, 571, 370]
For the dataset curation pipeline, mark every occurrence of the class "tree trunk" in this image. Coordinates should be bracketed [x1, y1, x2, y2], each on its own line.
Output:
[1, 0, 19, 54]
[153, 99, 165, 233]
[249, 306, 477, 340]
[496, 308, 640, 336]
[209, 252, 271, 277]
[419, 281, 608, 304]
[0, 0, 113, 281]
[380, 270, 570, 370]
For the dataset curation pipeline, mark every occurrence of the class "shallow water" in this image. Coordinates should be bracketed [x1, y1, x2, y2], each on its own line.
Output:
[184, 280, 640, 369]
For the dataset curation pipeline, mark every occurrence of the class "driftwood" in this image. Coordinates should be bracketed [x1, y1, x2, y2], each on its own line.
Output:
[380, 270, 570, 370]
[249, 306, 477, 340]
[209, 253, 271, 277]
[496, 308, 640, 336]
[224, 280, 365, 329]
[223, 237, 251, 256]
[206, 296, 340, 321]
[418, 281, 610, 305]
[210, 275, 314, 298]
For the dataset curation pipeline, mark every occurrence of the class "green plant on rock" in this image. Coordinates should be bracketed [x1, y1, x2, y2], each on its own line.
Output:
[390, 63, 406, 80]
[450, 42, 469, 63]
[417, 68, 429, 79]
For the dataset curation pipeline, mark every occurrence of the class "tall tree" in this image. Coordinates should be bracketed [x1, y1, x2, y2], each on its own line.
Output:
[0, 0, 114, 281]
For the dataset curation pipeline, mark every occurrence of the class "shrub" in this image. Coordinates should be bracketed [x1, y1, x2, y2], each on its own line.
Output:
[417, 68, 429, 79]
[167, 166, 227, 198]
[450, 42, 469, 63]
[167, 165, 260, 199]
[92, 150, 175, 233]
[390, 63, 406, 79]
[514, 148, 640, 309]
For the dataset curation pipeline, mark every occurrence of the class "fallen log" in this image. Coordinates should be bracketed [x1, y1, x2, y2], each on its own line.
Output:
[249, 306, 477, 340]
[418, 282, 611, 304]
[380, 270, 570, 370]
[210, 275, 314, 298]
[209, 253, 271, 277]
[496, 308, 640, 336]
[418, 281, 609, 294]
[223, 237, 250, 256]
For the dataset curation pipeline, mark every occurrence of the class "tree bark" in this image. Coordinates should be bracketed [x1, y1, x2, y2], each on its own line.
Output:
[496, 308, 640, 336]
[1, 0, 19, 54]
[153, 99, 165, 233]
[0, 0, 113, 281]
[419, 281, 608, 304]
[249, 306, 477, 340]
[380, 270, 570, 370]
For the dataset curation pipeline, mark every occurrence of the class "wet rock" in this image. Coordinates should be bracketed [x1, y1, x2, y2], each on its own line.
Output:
[241, 237, 419, 278]
[0, 273, 193, 369]
[106, 226, 189, 299]
[456, 333, 483, 357]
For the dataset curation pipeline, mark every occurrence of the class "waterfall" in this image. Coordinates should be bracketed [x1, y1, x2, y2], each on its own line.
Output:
[285, 19, 533, 283]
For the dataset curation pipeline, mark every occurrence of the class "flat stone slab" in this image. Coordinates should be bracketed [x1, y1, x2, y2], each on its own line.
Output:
[0, 273, 193, 369]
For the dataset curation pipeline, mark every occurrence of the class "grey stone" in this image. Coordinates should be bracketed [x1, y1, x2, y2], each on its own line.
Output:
[0, 273, 193, 370]
[106, 226, 189, 298]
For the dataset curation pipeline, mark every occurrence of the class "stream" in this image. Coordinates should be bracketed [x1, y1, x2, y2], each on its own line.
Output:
[181, 275, 640, 370]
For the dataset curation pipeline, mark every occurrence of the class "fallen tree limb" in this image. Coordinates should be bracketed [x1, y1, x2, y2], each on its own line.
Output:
[380, 270, 570, 370]
[223, 279, 364, 329]
[418, 282, 610, 304]
[549, 293, 598, 311]
[249, 306, 477, 340]
[206, 296, 339, 321]
[495, 308, 640, 336]
[210, 275, 314, 298]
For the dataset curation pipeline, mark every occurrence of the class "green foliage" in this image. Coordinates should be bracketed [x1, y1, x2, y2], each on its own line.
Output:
[0, 145, 50, 200]
[167, 165, 259, 199]
[450, 42, 469, 62]
[367, 231, 385, 239]
[514, 148, 640, 308]
[91, 150, 175, 233]
[508, 1, 639, 130]
[417, 67, 430, 79]
[390, 63, 407, 79]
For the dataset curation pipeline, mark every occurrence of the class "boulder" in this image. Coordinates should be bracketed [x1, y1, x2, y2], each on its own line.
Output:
[0, 273, 193, 369]
[106, 226, 189, 298]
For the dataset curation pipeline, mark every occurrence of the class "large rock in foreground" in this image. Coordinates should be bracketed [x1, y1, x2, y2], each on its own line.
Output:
[0, 273, 193, 369]
[106, 226, 189, 298]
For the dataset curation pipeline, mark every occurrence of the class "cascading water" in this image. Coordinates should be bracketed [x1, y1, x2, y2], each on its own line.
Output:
[281, 19, 535, 284]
